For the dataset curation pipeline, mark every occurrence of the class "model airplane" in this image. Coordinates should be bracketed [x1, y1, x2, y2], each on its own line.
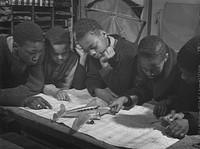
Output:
[52, 99, 110, 131]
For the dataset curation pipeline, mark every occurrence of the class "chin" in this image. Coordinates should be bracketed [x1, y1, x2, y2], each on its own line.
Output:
[29, 62, 37, 65]
[56, 61, 64, 65]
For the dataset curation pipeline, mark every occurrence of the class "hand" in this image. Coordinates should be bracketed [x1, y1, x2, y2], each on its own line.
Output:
[153, 99, 171, 118]
[23, 96, 52, 110]
[94, 87, 118, 104]
[56, 90, 71, 101]
[100, 47, 115, 67]
[160, 112, 184, 127]
[75, 44, 87, 66]
[109, 96, 127, 114]
[165, 119, 189, 139]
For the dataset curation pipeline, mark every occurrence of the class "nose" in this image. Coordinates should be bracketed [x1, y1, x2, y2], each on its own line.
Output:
[57, 55, 63, 60]
[89, 50, 97, 57]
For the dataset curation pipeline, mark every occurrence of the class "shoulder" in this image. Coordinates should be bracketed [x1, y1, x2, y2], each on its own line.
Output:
[69, 50, 79, 61]
[0, 36, 11, 57]
[0, 35, 9, 50]
[116, 39, 138, 58]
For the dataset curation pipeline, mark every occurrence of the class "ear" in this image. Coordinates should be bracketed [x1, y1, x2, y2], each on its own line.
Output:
[101, 30, 107, 37]
[164, 53, 169, 62]
[13, 42, 19, 51]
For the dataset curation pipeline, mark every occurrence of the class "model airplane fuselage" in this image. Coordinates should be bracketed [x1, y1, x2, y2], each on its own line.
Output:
[52, 99, 110, 131]
[53, 104, 110, 120]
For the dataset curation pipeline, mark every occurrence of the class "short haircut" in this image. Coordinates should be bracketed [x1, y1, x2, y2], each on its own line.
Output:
[45, 26, 71, 53]
[13, 21, 43, 46]
[138, 35, 168, 60]
[73, 18, 103, 42]
[45, 26, 70, 45]
[177, 36, 200, 73]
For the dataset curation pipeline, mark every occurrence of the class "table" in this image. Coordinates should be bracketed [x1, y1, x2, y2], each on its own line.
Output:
[167, 135, 200, 149]
[1, 106, 117, 149]
[1, 89, 180, 149]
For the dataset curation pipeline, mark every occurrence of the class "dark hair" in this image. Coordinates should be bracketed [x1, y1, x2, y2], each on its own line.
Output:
[13, 21, 43, 46]
[45, 26, 71, 53]
[73, 18, 103, 42]
[177, 36, 200, 73]
[138, 35, 168, 59]
[45, 26, 70, 45]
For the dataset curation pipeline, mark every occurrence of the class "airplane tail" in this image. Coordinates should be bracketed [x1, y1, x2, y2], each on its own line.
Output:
[52, 104, 66, 121]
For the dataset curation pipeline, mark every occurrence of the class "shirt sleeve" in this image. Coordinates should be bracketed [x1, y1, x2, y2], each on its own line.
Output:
[0, 47, 44, 106]
[86, 56, 107, 96]
[183, 111, 198, 135]
[72, 63, 87, 90]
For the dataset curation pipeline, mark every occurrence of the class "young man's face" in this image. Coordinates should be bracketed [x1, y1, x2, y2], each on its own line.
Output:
[179, 67, 197, 84]
[139, 55, 166, 79]
[50, 44, 69, 65]
[17, 41, 44, 65]
[77, 31, 108, 59]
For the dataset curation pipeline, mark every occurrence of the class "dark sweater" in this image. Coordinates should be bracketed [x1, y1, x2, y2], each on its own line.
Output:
[0, 36, 44, 106]
[43, 50, 86, 90]
[86, 34, 138, 96]
[183, 111, 198, 135]
[125, 46, 179, 105]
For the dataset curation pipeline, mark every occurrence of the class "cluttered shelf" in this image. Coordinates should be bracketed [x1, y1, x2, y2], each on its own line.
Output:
[0, 0, 73, 34]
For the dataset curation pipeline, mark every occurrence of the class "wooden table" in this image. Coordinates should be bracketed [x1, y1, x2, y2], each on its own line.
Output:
[1, 106, 119, 149]
[167, 135, 200, 149]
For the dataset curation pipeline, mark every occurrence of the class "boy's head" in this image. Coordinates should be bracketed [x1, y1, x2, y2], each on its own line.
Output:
[138, 35, 168, 79]
[177, 36, 200, 84]
[45, 26, 71, 65]
[13, 21, 44, 65]
[73, 18, 109, 59]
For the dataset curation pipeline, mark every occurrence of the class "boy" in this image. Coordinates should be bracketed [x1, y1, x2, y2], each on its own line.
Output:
[109, 35, 179, 113]
[0, 21, 52, 110]
[161, 36, 199, 139]
[73, 18, 138, 103]
[43, 26, 87, 101]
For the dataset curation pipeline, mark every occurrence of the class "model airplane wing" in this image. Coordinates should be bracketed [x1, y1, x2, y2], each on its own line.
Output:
[71, 113, 91, 131]
[53, 99, 110, 132]
[53, 104, 66, 121]
[53, 99, 100, 121]
[85, 98, 98, 107]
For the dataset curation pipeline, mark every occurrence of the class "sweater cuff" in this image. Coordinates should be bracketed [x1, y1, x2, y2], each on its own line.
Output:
[123, 95, 133, 107]
[99, 64, 113, 78]
[183, 112, 198, 135]
[0, 89, 26, 107]
[123, 95, 138, 109]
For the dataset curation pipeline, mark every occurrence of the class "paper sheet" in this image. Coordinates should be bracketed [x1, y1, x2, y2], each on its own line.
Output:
[21, 89, 179, 149]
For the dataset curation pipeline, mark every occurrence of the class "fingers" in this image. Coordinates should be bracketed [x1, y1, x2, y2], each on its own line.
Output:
[153, 105, 167, 118]
[57, 92, 66, 101]
[172, 113, 184, 120]
[65, 94, 71, 102]
[165, 120, 187, 139]
[41, 98, 52, 109]
[109, 101, 123, 114]
[104, 47, 115, 59]
[153, 105, 158, 117]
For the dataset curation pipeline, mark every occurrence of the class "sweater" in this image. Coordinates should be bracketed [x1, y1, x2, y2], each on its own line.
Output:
[0, 36, 44, 106]
[86, 34, 138, 96]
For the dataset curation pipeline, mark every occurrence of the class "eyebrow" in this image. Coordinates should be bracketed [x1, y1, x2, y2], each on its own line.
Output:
[88, 43, 95, 50]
